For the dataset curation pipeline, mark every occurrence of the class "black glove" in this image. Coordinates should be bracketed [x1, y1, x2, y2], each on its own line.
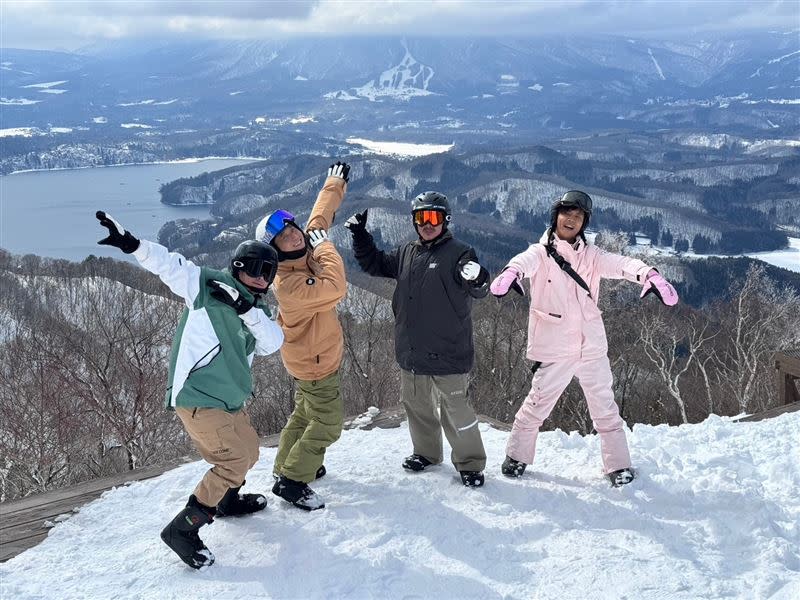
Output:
[328, 161, 350, 183]
[344, 209, 368, 235]
[96, 211, 140, 254]
[208, 280, 254, 315]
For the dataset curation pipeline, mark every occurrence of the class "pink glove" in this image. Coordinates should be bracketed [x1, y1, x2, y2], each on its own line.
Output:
[490, 267, 524, 297]
[641, 269, 679, 306]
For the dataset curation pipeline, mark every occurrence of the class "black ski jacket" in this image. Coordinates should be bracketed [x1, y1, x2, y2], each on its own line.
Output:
[352, 228, 489, 375]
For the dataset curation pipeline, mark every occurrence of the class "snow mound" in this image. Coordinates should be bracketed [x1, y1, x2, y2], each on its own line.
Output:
[1, 413, 799, 599]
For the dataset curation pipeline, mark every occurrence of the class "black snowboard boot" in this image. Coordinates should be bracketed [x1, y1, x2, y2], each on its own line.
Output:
[402, 454, 434, 472]
[272, 475, 325, 511]
[607, 468, 635, 487]
[501, 456, 527, 478]
[160, 495, 216, 569]
[216, 483, 267, 517]
[460, 471, 485, 487]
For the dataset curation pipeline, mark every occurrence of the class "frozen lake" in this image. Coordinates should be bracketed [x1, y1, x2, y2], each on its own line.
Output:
[0, 159, 254, 261]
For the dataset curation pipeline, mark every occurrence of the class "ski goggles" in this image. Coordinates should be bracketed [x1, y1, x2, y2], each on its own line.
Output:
[262, 209, 296, 243]
[232, 257, 277, 281]
[413, 209, 447, 227]
[555, 190, 592, 214]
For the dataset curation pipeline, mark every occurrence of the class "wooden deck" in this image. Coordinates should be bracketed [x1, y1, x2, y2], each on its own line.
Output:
[735, 401, 800, 423]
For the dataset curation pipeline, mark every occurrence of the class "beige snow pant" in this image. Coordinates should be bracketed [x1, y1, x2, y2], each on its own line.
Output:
[400, 369, 486, 472]
[176, 406, 260, 508]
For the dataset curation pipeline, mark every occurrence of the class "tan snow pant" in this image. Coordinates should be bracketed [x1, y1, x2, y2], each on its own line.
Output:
[400, 369, 486, 472]
[176, 407, 260, 508]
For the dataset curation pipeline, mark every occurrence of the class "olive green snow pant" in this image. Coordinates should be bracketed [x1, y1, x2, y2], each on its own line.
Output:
[176, 406, 260, 508]
[273, 371, 343, 483]
[400, 369, 486, 472]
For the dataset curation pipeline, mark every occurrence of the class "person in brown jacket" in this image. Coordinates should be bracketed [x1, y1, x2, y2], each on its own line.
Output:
[254, 161, 350, 511]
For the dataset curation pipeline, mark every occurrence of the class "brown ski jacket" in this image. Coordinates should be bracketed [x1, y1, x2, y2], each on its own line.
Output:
[272, 176, 347, 380]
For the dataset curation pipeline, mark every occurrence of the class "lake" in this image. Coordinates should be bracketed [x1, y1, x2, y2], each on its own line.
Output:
[0, 159, 255, 261]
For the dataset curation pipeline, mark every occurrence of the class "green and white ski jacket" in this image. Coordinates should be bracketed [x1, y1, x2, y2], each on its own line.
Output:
[133, 240, 284, 412]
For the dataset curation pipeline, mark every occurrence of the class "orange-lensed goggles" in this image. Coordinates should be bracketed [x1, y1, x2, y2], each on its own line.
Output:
[413, 210, 446, 227]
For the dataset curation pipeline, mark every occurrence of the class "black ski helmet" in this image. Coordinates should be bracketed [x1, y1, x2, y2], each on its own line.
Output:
[550, 190, 592, 233]
[230, 240, 279, 287]
[411, 190, 452, 235]
[411, 190, 451, 217]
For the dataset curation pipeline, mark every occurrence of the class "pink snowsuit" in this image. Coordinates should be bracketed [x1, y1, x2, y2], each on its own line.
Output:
[505, 231, 652, 474]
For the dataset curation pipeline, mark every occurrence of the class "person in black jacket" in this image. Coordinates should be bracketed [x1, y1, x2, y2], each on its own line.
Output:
[345, 191, 489, 487]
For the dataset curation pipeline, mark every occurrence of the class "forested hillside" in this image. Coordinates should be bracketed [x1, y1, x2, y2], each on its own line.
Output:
[153, 135, 799, 271]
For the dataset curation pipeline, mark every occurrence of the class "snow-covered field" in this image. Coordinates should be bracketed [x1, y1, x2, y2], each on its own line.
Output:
[2, 413, 799, 600]
[626, 236, 800, 274]
[346, 137, 454, 158]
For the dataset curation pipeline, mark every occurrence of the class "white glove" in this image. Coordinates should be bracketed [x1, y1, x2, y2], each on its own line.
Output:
[460, 261, 481, 281]
[308, 229, 329, 249]
[327, 161, 350, 182]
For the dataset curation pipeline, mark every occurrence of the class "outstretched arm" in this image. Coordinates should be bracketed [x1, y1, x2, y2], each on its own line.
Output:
[490, 244, 542, 297]
[96, 211, 200, 307]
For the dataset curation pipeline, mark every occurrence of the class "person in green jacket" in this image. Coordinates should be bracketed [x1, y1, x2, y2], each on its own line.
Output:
[96, 211, 284, 570]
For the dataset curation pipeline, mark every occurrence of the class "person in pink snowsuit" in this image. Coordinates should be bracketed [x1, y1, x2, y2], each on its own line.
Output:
[490, 190, 679, 487]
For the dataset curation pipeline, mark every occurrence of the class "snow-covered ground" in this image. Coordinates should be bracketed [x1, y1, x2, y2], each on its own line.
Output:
[624, 236, 800, 274]
[2, 413, 799, 600]
[346, 137, 454, 158]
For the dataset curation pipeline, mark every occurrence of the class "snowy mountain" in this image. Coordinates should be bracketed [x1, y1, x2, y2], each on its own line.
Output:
[1, 32, 797, 140]
[1, 413, 798, 599]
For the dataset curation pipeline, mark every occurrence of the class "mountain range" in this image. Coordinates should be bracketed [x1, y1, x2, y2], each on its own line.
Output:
[2, 32, 798, 142]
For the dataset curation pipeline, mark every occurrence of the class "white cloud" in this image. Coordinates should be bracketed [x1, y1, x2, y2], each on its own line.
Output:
[1, 1, 797, 50]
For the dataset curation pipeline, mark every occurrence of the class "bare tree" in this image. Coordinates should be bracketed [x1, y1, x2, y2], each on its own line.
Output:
[714, 264, 800, 414]
[637, 307, 716, 424]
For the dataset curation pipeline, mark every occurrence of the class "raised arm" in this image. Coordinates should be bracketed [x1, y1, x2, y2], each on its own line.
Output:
[96, 211, 200, 307]
[345, 209, 401, 279]
[306, 161, 349, 232]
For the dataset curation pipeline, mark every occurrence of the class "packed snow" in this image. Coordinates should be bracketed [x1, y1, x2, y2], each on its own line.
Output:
[2, 413, 799, 599]
[346, 137, 454, 158]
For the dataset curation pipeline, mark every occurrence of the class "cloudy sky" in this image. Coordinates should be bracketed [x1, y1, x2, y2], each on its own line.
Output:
[1, 0, 797, 51]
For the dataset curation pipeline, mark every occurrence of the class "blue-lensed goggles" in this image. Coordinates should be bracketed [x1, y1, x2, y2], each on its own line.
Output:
[263, 209, 296, 243]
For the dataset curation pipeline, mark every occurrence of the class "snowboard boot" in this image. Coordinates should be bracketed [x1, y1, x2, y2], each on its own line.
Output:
[216, 482, 267, 517]
[272, 475, 325, 511]
[460, 471, 485, 487]
[402, 454, 434, 472]
[501, 456, 527, 478]
[607, 468, 635, 488]
[160, 495, 216, 569]
[272, 465, 326, 482]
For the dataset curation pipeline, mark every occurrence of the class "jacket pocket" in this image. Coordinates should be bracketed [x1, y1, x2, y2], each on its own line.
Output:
[188, 344, 221, 374]
[531, 308, 563, 324]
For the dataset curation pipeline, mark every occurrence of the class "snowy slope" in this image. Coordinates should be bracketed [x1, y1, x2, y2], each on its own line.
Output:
[1, 414, 799, 600]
